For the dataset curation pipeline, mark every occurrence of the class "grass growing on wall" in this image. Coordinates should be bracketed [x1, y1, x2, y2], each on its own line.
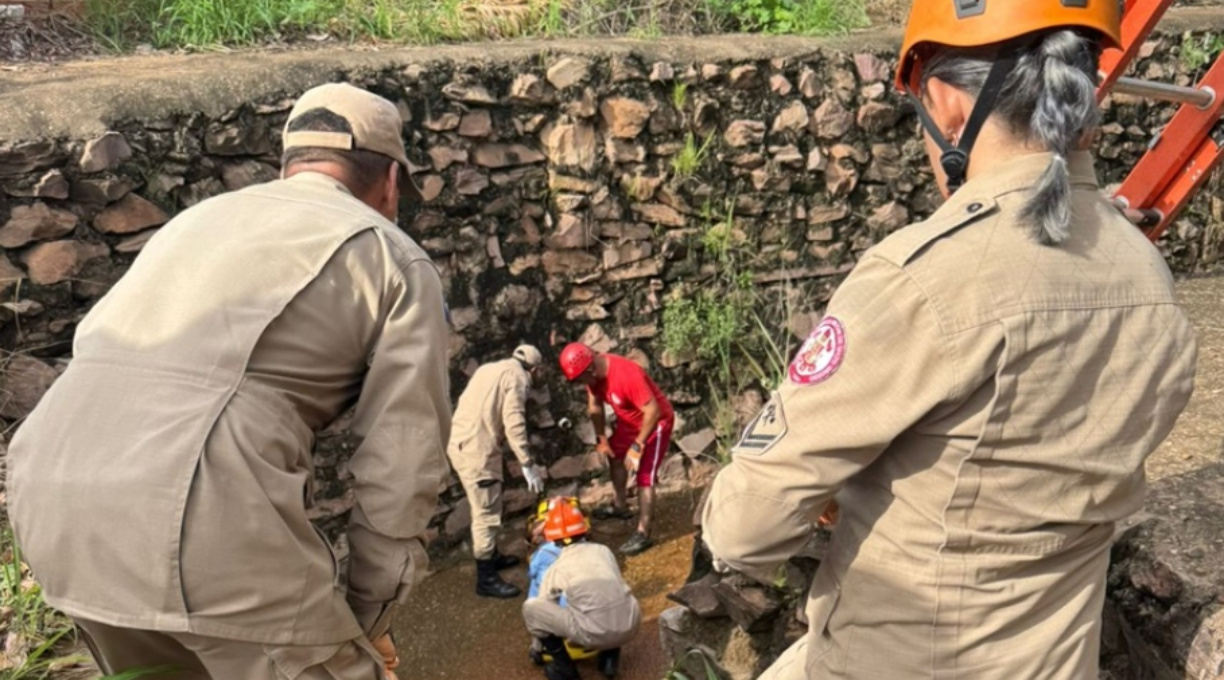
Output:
[1180, 30, 1224, 74]
[670, 132, 715, 180]
[82, 0, 872, 50]
[661, 201, 796, 460]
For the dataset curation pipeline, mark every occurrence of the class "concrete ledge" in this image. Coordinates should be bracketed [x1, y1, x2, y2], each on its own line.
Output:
[4, 6, 1224, 142]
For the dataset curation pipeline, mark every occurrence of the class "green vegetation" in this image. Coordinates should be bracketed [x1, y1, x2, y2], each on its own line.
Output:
[661, 200, 796, 460]
[1180, 31, 1224, 74]
[539, 0, 566, 36]
[663, 648, 724, 680]
[662, 288, 746, 374]
[670, 132, 715, 180]
[0, 527, 182, 678]
[82, 0, 871, 50]
[86, 0, 486, 49]
[100, 669, 185, 680]
[1, 528, 85, 679]
[671, 82, 689, 111]
[663, 200, 790, 389]
[705, 0, 868, 35]
[662, 201, 749, 380]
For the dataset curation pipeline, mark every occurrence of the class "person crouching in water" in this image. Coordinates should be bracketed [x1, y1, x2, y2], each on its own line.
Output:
[524, 498, 641, 680]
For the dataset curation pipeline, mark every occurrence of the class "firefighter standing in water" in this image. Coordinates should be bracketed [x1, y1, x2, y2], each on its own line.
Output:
[703, 1, 1197, 679]
[448, 345, 549, 598]
[523, 498, 641, 680]
[559, 343, 674, 556]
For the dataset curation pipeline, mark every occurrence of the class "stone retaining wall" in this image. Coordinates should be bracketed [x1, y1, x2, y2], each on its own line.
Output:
[3, 24, 1224, 554]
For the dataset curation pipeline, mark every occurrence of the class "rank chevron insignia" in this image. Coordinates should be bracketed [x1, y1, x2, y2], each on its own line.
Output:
[734, 393, 788, 456]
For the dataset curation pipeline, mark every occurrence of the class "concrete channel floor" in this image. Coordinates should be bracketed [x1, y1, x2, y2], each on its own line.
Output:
[392, 489, 701, 680]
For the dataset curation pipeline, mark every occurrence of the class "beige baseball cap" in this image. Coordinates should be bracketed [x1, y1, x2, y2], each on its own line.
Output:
[283, 82, 422, 200]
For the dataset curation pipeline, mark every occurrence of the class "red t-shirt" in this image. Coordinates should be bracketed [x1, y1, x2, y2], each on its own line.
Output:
[588, 354, 675, 436]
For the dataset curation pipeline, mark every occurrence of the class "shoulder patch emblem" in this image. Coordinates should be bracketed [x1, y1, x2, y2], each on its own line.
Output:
[734, 393, 787, 456]
[789, 316, 846, 386]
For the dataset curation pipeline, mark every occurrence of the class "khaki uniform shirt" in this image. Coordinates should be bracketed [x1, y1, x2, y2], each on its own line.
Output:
[7, 172, 451, 645]
[539, 542, 641, 649]
[704, 153, 1196, 680]
[446, 358, 532, 484]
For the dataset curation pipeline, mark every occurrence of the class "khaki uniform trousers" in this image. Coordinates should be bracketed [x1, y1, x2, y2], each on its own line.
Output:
[522, 598, 635, 651]
[76, 618, 383, 680]
[757, 637, 808, 680]
[463, 477, 503, 560]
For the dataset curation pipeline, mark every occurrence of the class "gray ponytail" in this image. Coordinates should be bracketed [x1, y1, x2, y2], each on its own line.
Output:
[922, 30, 1103, 245]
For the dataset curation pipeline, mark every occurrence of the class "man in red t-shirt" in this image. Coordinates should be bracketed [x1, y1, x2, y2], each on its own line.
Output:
[560, 342, 674, 556]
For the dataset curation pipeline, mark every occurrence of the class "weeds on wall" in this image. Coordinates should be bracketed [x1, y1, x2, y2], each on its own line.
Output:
[670, 132, 715, 180]
[1179, 30, 1224, 74]
[661, 200, 796, 461]
[83, 0, 871, 49]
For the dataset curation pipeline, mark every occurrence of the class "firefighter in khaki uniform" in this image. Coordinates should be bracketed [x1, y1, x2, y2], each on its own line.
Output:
[523, 498, 641, 680]
[7, 84, 450, 679]
[705, 3, 1198, 680]
[447, 345, 549, 598]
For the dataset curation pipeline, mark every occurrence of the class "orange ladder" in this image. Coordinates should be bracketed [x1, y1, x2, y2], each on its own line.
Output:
[1099, 0, 1224, 242]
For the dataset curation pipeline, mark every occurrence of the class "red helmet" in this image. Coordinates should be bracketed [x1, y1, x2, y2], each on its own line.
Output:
[559, 342, 595, 381]
[543, 497, 589, 542]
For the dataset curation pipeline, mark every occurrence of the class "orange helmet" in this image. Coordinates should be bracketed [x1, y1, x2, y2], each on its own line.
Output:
[896, 0, 1122, 93]
[543, 497, 589, 542]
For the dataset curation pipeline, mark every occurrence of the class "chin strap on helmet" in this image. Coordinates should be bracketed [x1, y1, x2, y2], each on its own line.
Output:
[908, 46, 1023, 193]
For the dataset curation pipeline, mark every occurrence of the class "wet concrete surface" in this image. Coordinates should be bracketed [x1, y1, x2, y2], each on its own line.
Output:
[392, 489, 704, 680]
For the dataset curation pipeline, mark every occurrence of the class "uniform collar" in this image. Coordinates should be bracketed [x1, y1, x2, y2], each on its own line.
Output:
[873, 152, 1101, 266]
[285, 170, 356, 197]
[949, 151, 1098, 210]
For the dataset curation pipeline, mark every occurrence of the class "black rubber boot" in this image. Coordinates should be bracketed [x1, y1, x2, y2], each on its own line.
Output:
[596, 648, 620, 678]
[618, 531, 653, 556]
[475, 558, 521, 598]
[540, 635, 581, 680]
[493, 550, 521, 571]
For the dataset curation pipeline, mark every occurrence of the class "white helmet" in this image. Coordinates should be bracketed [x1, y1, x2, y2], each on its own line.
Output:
[513, 344, 542, 368]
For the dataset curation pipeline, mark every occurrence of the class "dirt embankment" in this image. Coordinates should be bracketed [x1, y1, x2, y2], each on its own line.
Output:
[1146, 275, 1224, 481]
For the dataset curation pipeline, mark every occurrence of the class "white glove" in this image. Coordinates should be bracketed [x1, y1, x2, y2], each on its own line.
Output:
[523, 463, 546, 494]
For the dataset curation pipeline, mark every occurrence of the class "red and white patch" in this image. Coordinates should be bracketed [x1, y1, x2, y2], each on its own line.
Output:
[789, 316, 846, 386]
